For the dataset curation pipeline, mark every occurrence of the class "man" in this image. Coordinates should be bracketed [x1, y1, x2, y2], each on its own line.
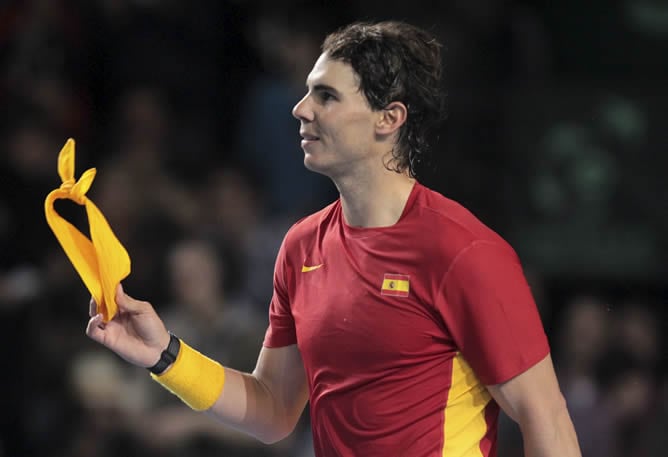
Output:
[87, 21, 581, 456]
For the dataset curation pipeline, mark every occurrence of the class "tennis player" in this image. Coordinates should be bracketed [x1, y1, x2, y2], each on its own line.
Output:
[87, 21, 581, 456]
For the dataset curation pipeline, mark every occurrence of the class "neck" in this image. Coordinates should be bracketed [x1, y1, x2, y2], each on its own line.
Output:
[334, 165, 416, 228]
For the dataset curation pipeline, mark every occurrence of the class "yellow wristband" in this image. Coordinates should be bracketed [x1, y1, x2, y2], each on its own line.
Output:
[151, 340, 225, 411]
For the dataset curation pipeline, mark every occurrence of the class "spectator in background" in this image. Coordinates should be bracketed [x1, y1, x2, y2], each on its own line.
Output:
[594, 298, 662, 457]
[549, 294, 664, 457]
[161, 237, 265, 371]
[237, 3, 341, 217]
[97, 85, 199, 303]
[2, 117, 60, 280]
[611, 298, 660, 369]
[553, 295, 614, 457]
[198, 165, 295, 312]
[0, 113, 98, 457]
[67, 350, 151, 457]
[555, 295, 611, 401]
[644, 367, 668, 457]
[128, 237, 273, 457]
[596, 352, 656, 457]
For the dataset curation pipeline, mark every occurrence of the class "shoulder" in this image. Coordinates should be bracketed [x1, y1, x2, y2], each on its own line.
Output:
[409, 183, 516, 261]
[279, 199, 340, 253]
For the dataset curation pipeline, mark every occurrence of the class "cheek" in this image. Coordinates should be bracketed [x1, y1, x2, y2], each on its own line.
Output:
[335, 115, 374, 142]
[346, 122, 376, 150]
[316, 109, 376, 151]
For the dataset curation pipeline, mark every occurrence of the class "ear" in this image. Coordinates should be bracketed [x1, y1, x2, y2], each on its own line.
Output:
[375, 101, 407, 136]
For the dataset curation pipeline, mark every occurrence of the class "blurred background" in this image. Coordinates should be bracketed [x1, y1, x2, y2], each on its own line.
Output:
[1, 0, 667, 456]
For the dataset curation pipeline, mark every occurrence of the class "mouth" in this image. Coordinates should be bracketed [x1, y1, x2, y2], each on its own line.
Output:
[300, 132, 319, 140]
[300, 132, 320, 147]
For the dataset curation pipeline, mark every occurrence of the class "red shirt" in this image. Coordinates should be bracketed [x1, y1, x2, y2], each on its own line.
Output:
[264, 182, 549, 457]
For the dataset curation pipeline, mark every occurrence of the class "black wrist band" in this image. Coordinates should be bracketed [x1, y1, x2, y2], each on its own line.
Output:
[148, 332, 181, 375]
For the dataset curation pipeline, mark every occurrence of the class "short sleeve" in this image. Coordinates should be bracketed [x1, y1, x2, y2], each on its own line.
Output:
[263, 235, 298, 348]
[437, 241, 550, 385]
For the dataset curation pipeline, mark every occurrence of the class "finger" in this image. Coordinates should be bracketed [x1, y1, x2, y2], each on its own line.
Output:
[85, 313, 106, 343]
[89, 296, 97, 317]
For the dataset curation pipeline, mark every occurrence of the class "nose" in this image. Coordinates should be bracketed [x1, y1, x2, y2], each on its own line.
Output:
[292, 94, 313, 122]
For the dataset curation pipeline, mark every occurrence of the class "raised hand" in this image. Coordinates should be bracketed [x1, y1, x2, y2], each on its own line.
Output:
[86, 283, 170, 369]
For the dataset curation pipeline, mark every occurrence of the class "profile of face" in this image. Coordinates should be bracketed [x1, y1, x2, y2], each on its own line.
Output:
[292, 53, 384, 178]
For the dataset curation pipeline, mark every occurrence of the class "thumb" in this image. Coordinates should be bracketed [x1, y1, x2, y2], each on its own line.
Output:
[115, 283, 144, 313]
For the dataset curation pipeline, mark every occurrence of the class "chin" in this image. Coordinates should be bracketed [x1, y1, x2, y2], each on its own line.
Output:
[305, 151, 355, 180]
[303, 153, 328, 175]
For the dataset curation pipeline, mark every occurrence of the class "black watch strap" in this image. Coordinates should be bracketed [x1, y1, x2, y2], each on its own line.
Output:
[148, 332, 181, 375]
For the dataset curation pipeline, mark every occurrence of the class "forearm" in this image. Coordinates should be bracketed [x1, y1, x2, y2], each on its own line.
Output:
[205, 368, 295, 444]
[85, 289, 304, 444]
[153, 343, 306, 445]
[487, 355, 582, 457]
[520, 402, 581, 457]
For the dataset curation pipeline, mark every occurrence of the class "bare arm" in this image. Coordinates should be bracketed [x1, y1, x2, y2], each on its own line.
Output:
[205, 345, 309, 444]
[86, 285, 309, 444]
[486, 354, 581, 457]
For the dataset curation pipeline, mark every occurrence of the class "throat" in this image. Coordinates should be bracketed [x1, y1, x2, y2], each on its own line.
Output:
[340, 178, 416, 228]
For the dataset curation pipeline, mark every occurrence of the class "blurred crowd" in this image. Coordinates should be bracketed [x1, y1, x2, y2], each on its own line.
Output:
[1, 1, 666, 456]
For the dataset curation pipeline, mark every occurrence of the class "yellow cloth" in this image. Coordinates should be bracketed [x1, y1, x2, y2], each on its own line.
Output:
[151, 340, 226, 411]
[44, 138, 131, 322]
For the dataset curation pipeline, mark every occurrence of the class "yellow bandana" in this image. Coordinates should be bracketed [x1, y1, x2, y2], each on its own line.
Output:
[44, 138, 131, 322]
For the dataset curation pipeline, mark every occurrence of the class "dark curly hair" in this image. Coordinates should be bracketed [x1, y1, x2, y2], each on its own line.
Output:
[322, 21, 446, 178]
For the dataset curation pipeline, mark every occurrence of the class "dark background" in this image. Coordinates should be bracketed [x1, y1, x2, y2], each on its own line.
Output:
[1, 1, 666, 456]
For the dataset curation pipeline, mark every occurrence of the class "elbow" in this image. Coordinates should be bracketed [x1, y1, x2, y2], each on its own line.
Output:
[255, 420, 298, 445]
[257, 432, 286, 445]
[250, 376, 303, 445]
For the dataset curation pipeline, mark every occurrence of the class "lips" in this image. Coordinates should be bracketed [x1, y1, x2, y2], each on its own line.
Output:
[300, 131, 319, 141]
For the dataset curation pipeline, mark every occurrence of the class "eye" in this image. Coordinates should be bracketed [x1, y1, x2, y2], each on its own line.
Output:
[318, 91, 336, 103]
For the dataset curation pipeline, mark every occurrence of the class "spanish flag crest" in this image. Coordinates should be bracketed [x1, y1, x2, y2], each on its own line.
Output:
[381, 273, 410, 297]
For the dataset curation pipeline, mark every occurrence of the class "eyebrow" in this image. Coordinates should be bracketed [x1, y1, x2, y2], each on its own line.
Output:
[309, 83, 341, 97]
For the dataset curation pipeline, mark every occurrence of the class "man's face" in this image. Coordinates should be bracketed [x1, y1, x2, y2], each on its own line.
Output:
[292, 53, 379, 178]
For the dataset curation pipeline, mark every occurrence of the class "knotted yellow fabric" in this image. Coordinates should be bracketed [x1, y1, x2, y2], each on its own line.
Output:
[44, 138, 131, 322]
